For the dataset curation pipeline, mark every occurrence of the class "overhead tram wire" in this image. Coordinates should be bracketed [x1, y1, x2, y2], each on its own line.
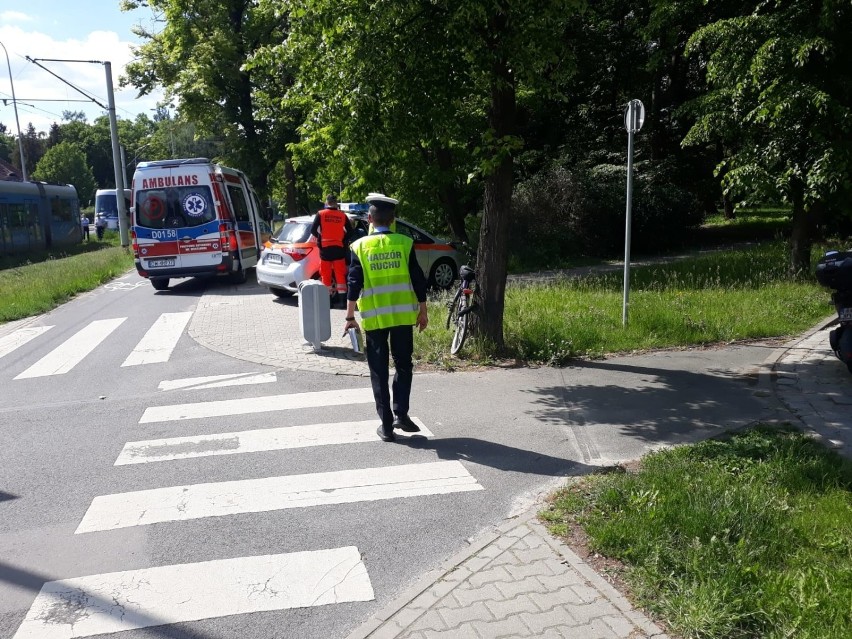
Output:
[25, 56, 108, 110]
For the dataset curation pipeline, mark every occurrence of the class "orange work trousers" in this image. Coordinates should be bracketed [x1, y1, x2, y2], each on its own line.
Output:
[320, 258, 348, 295]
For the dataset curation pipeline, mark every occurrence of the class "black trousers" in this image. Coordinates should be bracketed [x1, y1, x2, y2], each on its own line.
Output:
[365, 325, 414, 426]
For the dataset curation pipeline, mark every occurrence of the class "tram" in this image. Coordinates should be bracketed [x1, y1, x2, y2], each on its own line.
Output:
[0, 180, 82, 255]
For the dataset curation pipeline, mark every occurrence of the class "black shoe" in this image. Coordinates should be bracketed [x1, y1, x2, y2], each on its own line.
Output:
[376, 424, 396, 442]
[392, 415, 420, 432]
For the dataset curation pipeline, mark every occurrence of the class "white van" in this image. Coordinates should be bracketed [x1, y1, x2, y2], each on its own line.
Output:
[94, 188, 131, 230]
[130, 158, 272, 290]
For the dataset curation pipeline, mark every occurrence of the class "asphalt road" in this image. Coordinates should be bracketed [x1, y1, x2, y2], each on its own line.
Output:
[0, 272, 780, 639]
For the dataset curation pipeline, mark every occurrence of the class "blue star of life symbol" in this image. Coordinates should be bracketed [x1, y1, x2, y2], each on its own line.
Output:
[183, 193, 207, 217]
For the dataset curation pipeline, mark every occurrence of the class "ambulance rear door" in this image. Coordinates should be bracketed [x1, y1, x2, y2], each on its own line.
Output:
[221, 172, 260, 268]
[133, 163, 222, 274]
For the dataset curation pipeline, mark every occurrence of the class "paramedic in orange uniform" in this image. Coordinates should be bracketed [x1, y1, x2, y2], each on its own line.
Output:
[310, 194, 354, 307]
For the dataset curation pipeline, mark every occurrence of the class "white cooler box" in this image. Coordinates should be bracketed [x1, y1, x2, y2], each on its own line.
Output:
[298, 279, 331, 350]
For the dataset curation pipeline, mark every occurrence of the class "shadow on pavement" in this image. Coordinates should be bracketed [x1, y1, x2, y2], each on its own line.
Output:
[398, 436, 593, 477]
[524, 358, 769, 447]
[151, 276, 209, 297]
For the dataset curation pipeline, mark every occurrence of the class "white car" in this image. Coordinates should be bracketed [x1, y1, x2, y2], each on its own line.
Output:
[256, 214, 462, 298]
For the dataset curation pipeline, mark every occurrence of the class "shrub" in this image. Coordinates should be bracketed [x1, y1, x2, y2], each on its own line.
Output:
[510, 161, 703, 266]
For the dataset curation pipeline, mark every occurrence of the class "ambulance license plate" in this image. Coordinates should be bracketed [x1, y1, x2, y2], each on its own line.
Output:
[148, 259, 175, 268]
[839, 307, 852, 321]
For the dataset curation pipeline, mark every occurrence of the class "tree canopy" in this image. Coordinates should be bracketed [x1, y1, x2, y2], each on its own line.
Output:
[31, 141, 97, 204]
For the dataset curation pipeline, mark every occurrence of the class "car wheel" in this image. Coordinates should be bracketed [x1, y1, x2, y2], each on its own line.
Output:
[429, 258, 456, 290]
[150, 278, 169, 291]
[270, 287, 294, 298]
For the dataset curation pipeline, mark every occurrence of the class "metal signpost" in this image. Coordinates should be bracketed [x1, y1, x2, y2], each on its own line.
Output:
[622, 99, 645, 327]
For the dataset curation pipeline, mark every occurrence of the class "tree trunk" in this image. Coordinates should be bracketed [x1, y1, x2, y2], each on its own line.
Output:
[722, 193, 735, 219]
[435, 147, 469, 243]
[283, 153, 298, 216]
[476, 8, 516, 350]
[789, 179, 812, 276]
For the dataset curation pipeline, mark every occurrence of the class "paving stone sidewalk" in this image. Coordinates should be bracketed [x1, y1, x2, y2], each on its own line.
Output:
[347, 509, 670, 639]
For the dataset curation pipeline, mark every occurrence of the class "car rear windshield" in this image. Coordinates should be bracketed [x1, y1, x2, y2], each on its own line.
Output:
[135, 186, 216, 229]
[274, 221, 312, 243]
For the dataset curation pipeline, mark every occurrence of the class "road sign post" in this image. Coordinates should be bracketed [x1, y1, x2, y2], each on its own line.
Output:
[622, 99, 644, 327]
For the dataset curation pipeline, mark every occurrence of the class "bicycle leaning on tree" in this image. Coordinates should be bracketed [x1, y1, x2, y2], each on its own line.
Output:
[445, 243, 478, 354]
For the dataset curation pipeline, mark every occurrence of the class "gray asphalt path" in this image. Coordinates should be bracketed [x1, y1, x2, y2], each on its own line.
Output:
[1, 269, 847, 639]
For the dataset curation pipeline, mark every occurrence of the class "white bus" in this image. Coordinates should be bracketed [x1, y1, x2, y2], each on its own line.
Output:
[94, 188, 131, 230]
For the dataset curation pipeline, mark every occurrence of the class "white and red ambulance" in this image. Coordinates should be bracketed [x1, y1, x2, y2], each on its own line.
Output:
[130, 158, 271, 291]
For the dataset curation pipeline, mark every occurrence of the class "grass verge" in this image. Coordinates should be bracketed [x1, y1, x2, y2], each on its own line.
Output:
[539, 426, 852, 639]
[0, 233, 134, 323]
[415, 240, 832, 367]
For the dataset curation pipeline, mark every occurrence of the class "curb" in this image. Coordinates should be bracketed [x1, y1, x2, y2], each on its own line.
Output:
[759, 314, 836, 431]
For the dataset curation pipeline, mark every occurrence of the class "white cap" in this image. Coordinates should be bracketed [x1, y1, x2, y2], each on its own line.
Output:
[365, 192, 398, 205]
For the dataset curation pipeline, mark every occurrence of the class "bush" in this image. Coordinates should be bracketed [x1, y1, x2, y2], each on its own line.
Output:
[510, 161, 702, 266]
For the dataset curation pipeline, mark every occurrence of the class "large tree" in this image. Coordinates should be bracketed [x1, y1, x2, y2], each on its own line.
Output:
[281, 0, 584, 348]
[120, 0, 297, 203]
[684, 0, 852, 274]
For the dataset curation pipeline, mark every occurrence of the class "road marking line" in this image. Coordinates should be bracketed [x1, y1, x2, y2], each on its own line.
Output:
[121, 312, 193, 366]
[12, 547, 373, 639]
[0, 326, 53, 360]
[116, 417, 432, 465]
[158, 372, 276, 391]
[14, 319, 126, 379]
[139, 387, 373, 423]
[76, 461, 482, 533]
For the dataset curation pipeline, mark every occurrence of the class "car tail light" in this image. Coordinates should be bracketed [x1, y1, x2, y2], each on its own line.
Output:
[282, 246, 313, 261]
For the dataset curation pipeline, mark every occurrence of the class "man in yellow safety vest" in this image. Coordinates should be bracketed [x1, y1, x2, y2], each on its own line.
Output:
[343, 194, 428, 442]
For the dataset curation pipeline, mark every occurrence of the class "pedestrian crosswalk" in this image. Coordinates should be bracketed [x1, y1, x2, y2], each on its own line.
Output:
[2, 313, 195, 380]
[13, 378, 482, 638]
[14, 319, 127, 380]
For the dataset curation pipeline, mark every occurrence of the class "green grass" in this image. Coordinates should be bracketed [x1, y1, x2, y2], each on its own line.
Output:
[415, 240, 832, 366]
[539, 426, 852, 639]
[694, 207, 790, 245]
[0, 231, 134, 323]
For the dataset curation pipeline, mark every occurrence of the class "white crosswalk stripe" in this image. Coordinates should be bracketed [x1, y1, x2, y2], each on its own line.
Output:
[14, 319, 126, 379]
[116, 416, 432, 464]
[158, 371, 277, 391]
[0, 326, 53, 361]
[139, 387, 375, 423]
[13, 547, 373, 639]
[121, 311, 193, 366]
[76, 460, 482, 533]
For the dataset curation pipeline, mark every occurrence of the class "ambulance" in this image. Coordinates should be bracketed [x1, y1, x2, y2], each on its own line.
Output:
[130, 158, 271, 290]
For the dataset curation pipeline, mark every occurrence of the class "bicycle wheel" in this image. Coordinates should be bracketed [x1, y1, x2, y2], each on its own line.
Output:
[446, 288, 462, 330]
[450, 293, 469, 355]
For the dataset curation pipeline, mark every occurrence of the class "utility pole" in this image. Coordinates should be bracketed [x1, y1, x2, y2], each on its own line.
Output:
[1, 40, 27, 180]
[26, 56, 130, 248]
[105, 61, 129, 247]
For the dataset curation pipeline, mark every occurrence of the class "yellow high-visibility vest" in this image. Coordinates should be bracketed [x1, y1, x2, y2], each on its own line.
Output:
[352, 233, 418, 330]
